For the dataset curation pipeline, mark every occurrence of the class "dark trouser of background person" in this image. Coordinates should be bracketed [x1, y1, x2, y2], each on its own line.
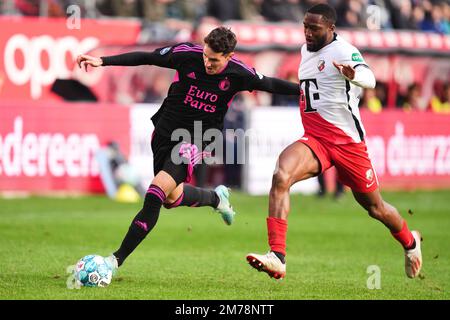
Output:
[317, 172, 344, 199]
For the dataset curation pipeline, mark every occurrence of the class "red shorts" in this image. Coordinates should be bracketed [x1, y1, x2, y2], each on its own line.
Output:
[298, 135, 379, 193]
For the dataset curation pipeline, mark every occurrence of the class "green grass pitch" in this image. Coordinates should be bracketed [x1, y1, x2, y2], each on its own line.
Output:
[0, 190, 449, 300]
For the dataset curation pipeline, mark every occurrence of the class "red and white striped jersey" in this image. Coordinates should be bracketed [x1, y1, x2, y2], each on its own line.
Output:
[298, 34, 371, 144]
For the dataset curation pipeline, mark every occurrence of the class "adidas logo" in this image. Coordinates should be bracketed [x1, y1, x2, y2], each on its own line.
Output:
[187, 72, 196, 79]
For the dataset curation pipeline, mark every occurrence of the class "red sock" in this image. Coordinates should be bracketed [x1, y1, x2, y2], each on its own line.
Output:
[391, 220, 414, 249]
[267, 217, 288, 256]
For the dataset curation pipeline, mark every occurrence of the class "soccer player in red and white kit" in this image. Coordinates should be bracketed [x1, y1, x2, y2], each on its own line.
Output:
[246, 4, 422, 280]
[77, 27, 299, 275]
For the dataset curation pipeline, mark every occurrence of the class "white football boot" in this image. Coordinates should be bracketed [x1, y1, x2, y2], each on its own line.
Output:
[405, 230, 422, 278]
[214, 185, 236, 225]
[246, 251, 286, 280]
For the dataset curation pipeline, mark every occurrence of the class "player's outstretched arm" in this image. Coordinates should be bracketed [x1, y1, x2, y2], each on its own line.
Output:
[252, 76, 299, 95]
[332, 61, 376, 89]
[76, 51, 161, 72]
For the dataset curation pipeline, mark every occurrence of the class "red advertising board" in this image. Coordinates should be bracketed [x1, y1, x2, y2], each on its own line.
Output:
[1, 104, 448, 193]
[0, 17, 140, 102]
[0, 101, 130, 193]
[363, 110, 450, 190]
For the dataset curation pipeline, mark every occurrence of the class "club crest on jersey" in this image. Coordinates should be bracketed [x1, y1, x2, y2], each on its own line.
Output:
[317, 59, 325, 72]
[219, 78, 230, 91]
[160, 47, 171, 55]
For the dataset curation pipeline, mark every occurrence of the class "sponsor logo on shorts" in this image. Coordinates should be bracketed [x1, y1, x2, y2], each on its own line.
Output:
[366, 181, 375, 188]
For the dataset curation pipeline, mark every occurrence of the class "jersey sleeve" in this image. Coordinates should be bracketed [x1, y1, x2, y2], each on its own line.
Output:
[336, 45, 368, 68]
[135, 43, 193, 69]
[336, 44, 375, 88]
[240, 68, 262, 92]
[241, 69, 299, 95]
[150, 43, 196, 69]
[101, 43, 194, 70]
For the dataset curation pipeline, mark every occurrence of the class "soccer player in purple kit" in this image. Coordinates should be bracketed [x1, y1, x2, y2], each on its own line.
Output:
[77, 27, 300, 275]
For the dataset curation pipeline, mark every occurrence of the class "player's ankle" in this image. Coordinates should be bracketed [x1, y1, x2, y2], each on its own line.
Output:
[405, 239, 416, 251]
[272, 251, 286, 264]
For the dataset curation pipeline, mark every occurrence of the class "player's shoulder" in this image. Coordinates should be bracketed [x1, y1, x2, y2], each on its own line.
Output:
[300, 43, 307, 55]
[228, 56, 257, 77]
[168, 42, 203, 55]
[333, 35, 363, 58]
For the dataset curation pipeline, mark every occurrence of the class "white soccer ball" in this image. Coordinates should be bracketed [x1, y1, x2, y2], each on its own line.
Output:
[74, 254, 113, 287]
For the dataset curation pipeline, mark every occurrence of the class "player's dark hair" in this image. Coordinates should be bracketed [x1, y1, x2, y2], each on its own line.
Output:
[204, 27, 237, 55]
[307, 3, 337, 25]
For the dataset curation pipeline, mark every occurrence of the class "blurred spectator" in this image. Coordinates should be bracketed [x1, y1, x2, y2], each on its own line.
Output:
[301, 0, 330, 11]
[176, 0, 208, 22]
[389, 0, 418, 30]
[367, 0, 393, 30]
[14, 0, 39, 15]
[147, 0, 206, 22]
[206, 0, 242, 21]
[272, 70, 300, 107]
[410, 4, 426, 29]
[360, 81, 387, 112]
[240, 0, 265, 21]
[260, 0, 303, 23]
[399, 83, 427, 111]
[14, 0, 64, 16]
[375, 81, 388, 106]
[97, 0, 141, 18]
[317, 172, 344, 199]
[97, 0, 198, 22]
[223, 94, 247, 189]
[361, 87, 383, 113]
[441, 1, 450, 34]
[336, 0, 367, 28]
[429, 82, 450, 113]
[420, 1, 450, 34]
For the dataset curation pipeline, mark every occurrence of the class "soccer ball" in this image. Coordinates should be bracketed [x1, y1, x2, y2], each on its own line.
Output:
[74, 254, 113, 287]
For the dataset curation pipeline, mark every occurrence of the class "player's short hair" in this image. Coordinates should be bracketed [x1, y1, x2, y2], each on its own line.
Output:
[204, 27, 237, 55]
[306, 3, 337, 25]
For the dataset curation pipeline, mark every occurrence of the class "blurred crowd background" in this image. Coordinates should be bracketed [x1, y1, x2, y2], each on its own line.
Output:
[2, 0, 449, 114]
[4, 0, 450, 35]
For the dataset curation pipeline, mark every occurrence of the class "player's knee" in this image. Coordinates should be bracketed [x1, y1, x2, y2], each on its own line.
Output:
[272, 168, 293, 191]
